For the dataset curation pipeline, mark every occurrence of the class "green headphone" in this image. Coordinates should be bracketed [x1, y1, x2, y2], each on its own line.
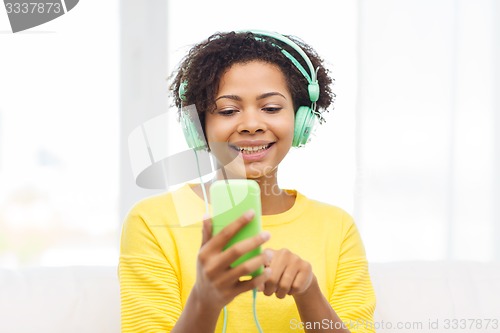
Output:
[179, 30, 320, 150]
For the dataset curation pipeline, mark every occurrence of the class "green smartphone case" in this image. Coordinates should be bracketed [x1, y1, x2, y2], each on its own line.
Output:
[210, 179, 263, 277]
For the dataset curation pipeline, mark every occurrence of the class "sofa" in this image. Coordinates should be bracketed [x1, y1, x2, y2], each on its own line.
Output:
[1, 261, 499, 333]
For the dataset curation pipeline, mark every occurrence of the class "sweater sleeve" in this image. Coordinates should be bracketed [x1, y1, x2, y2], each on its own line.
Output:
[119, 207, 182, 333]
[329, 212, 376, 333]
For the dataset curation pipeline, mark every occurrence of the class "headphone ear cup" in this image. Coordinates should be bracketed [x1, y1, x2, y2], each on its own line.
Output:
[292, 106, 316, 147]
[181, 113, 207, 150]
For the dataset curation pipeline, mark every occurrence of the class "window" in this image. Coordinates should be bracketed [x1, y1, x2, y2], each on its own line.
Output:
[0, 1, 119, 268]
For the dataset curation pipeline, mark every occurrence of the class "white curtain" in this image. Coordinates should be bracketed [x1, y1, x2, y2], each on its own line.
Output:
[356, 0, 500, 262]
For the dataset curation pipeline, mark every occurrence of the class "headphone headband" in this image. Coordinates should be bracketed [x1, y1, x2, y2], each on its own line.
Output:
[245, 30, 317, 82]
[242, 30, 320, 103]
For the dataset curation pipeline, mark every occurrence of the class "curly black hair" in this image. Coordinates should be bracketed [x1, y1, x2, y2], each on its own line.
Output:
[169, 31, 335, 134]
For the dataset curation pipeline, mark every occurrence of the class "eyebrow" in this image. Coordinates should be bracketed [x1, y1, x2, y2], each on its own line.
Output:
[215, 92, 287, 102]
[215, 94, 242, 102]
[257, 92, 286, 100]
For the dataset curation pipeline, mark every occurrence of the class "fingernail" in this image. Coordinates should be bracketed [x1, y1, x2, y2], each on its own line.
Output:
[244, 209, 255, 220]
[202, 213, 210, 221]
[261, 231, 271, 241]
[264, 249, 273, 260]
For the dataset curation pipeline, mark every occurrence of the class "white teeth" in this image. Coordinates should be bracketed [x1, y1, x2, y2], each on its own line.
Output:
[240, 145, 267, 151]
[233, 144, 271, 154]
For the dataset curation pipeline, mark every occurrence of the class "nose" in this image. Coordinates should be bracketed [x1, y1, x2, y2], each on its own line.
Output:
[237, 110, 267, 134]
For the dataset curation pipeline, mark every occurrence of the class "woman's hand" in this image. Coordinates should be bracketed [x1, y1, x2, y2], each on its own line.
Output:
[193, 210, 273, 311]
[261, 248, 314, 299]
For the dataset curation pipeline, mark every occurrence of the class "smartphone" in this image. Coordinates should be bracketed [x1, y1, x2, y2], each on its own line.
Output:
[210, 179, 263, 277]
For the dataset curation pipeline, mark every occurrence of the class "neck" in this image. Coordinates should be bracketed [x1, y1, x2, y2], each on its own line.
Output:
[253, 176, 294, 215]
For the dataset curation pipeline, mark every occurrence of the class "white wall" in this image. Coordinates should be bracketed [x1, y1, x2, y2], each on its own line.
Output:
[0, 0, 119, 268]
[357, 0, 500, 262]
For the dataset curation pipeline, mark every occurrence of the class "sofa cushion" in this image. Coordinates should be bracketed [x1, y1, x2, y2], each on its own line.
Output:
[1, 262, 500, 333]
[0, 266, 120, 333]
[370, 261, 500, 332]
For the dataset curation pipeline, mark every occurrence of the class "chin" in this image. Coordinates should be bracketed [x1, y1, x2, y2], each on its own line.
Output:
[244, 163, 277, 180]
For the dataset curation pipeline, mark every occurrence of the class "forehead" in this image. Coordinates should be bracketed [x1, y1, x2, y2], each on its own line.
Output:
[217, 61, 290, 95]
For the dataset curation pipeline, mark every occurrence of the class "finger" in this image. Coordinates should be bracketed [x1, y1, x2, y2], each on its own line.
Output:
[263, 249, 274, 265]
[275, 265, 299, 299]
[217, 230, 270, 269]
[289, 269, 314, 295]
[262, 248, 274, 267]
[209, 210, 255, 251]
[257, 249, 274, 291]
[263, 250, 287, 296]
[288, 272, 302, 295]
[263, 264, 284, 297]
[234, 267, 272, 295]
[222, 249, 273, 283]
[201, 214, 212, 246]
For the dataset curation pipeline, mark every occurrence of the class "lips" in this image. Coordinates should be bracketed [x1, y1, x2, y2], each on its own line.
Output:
[229, 141, 276, 161]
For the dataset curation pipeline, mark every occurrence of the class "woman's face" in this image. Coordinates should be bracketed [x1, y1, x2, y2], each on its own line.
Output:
[205, 60, 295, 180]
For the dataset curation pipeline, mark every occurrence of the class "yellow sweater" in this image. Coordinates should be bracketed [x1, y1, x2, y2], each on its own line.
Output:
[119, 184, 376, 333]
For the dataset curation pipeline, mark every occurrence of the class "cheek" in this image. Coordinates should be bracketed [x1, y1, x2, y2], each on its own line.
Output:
[204, 114, 221, 142]
[276, 112, 296, 142]
[204, 114, 234, 149]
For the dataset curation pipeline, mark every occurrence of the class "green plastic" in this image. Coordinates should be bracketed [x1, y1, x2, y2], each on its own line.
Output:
[210, 179, 263, 277]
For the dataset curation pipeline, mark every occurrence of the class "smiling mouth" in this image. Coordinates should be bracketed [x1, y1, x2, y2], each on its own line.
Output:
[230, 143, 275, 155]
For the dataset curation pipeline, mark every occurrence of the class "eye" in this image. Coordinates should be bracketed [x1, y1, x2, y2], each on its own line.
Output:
[217, 109, 238, 116]
[262, 107, 283, 113]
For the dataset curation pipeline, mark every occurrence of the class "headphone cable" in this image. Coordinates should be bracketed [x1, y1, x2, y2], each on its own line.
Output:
[253, 288, 264, 333]
[194, 149, 229, 333]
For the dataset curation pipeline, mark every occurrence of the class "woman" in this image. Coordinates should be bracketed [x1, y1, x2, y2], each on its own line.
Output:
[120, 31, 376, 333]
